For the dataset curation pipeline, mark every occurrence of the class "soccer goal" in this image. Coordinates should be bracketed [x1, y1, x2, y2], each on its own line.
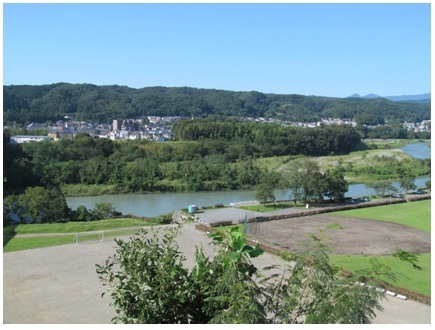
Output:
[73, 231, 104, 245]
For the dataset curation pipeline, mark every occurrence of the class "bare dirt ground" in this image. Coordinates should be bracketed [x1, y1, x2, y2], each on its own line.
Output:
[248, 214, 431, 256]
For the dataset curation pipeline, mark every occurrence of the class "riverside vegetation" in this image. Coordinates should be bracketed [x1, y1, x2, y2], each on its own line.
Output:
[3, 119, 430, 197]
[3, 120, 430, 224]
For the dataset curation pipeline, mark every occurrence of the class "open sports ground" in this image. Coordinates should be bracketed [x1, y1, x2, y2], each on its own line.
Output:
[3, 200, 431, 324]
[243, 200, 431, 298]
[246, 200, 430, 256]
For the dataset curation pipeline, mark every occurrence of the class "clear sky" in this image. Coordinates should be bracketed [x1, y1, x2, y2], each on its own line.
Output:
[2, 2, 431, 98]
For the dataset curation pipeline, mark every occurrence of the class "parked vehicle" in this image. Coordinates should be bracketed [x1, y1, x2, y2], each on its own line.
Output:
[392, 193, 404, 198]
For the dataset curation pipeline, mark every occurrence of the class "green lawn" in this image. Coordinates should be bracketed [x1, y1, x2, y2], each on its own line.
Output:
[3, 229, 142, 253]
[330, 199, 431, 233]
[330, 199, 431, 297]
[330, 253, 431, 297]
[3, 218, 151, 236]
[3, 218, 153, 253]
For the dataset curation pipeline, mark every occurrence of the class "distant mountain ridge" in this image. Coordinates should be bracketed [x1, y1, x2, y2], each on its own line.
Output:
[348, 93, 430, 102]
[3, 83, 431, 125]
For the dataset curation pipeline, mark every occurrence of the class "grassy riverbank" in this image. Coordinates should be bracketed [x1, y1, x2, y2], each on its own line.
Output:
[255, 139, 430, 184]
[61, 183, 124, 196]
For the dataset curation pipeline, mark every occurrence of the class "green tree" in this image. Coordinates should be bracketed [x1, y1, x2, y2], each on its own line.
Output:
[365, 181, 398, 197]
[322, 168, 348, 200]
[3, 195, 19, 226]
[91, 202, 117, 220]
[96, 227, 197, 323]
[255, 181, 275, 205]
[96, 225, 412, 324]
[72, 205, 92, 222]
[264, 225, 385, 323]
[15, 186, 70, 223]
[283, 159, 323, 202]
[397, 166, 416, 193]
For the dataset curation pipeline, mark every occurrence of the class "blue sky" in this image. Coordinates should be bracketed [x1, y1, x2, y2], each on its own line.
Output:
[3, 2, 431, 97]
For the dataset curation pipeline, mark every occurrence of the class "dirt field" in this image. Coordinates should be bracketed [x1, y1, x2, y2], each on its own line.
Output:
[248, 214, 431, 256]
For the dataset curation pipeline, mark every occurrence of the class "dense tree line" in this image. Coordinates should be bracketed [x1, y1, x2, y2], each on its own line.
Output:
[173, 119, 362, 156]
[354, 124, 430, 140]
[4, 83, 430, 126]
[3, 120, 363, 194]
[3, 132, 270, 194]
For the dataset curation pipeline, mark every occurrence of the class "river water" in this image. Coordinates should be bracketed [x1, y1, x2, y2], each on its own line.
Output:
[66, 142, 431, 217]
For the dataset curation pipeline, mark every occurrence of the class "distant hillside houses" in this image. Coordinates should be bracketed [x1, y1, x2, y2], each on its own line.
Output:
[402, 120, 431, 132]
[20, 116, 177, 142]
[245, 117, 357, 128]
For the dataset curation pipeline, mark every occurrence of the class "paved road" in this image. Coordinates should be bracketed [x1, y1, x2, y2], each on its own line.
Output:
[3, 223, 430, 324]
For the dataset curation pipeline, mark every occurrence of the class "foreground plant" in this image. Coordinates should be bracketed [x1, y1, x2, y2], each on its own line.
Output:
[96, 224, 419, 324]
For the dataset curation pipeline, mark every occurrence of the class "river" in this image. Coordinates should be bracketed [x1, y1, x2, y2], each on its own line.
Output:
[66, 142, 431, 217]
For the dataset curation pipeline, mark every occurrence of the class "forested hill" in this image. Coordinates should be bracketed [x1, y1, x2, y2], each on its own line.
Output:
[3, 83, 430, 125]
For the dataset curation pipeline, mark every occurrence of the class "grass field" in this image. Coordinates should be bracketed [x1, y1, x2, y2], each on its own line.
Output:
[330, 199, 431, 297]
[330, 253, 431, 297]
[3, 218, 153, 253]
[330, 199, 431, 233]
[3, 218, 151, 236]
[3, 228, 142, 253]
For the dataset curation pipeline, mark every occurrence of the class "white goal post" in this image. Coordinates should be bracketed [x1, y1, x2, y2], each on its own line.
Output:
[74, 231, 104, 244]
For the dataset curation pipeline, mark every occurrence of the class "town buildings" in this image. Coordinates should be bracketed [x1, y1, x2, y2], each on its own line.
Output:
[8, 115, 431, 143]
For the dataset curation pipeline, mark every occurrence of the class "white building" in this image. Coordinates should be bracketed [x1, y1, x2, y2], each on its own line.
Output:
[10, 135, 51, 144]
